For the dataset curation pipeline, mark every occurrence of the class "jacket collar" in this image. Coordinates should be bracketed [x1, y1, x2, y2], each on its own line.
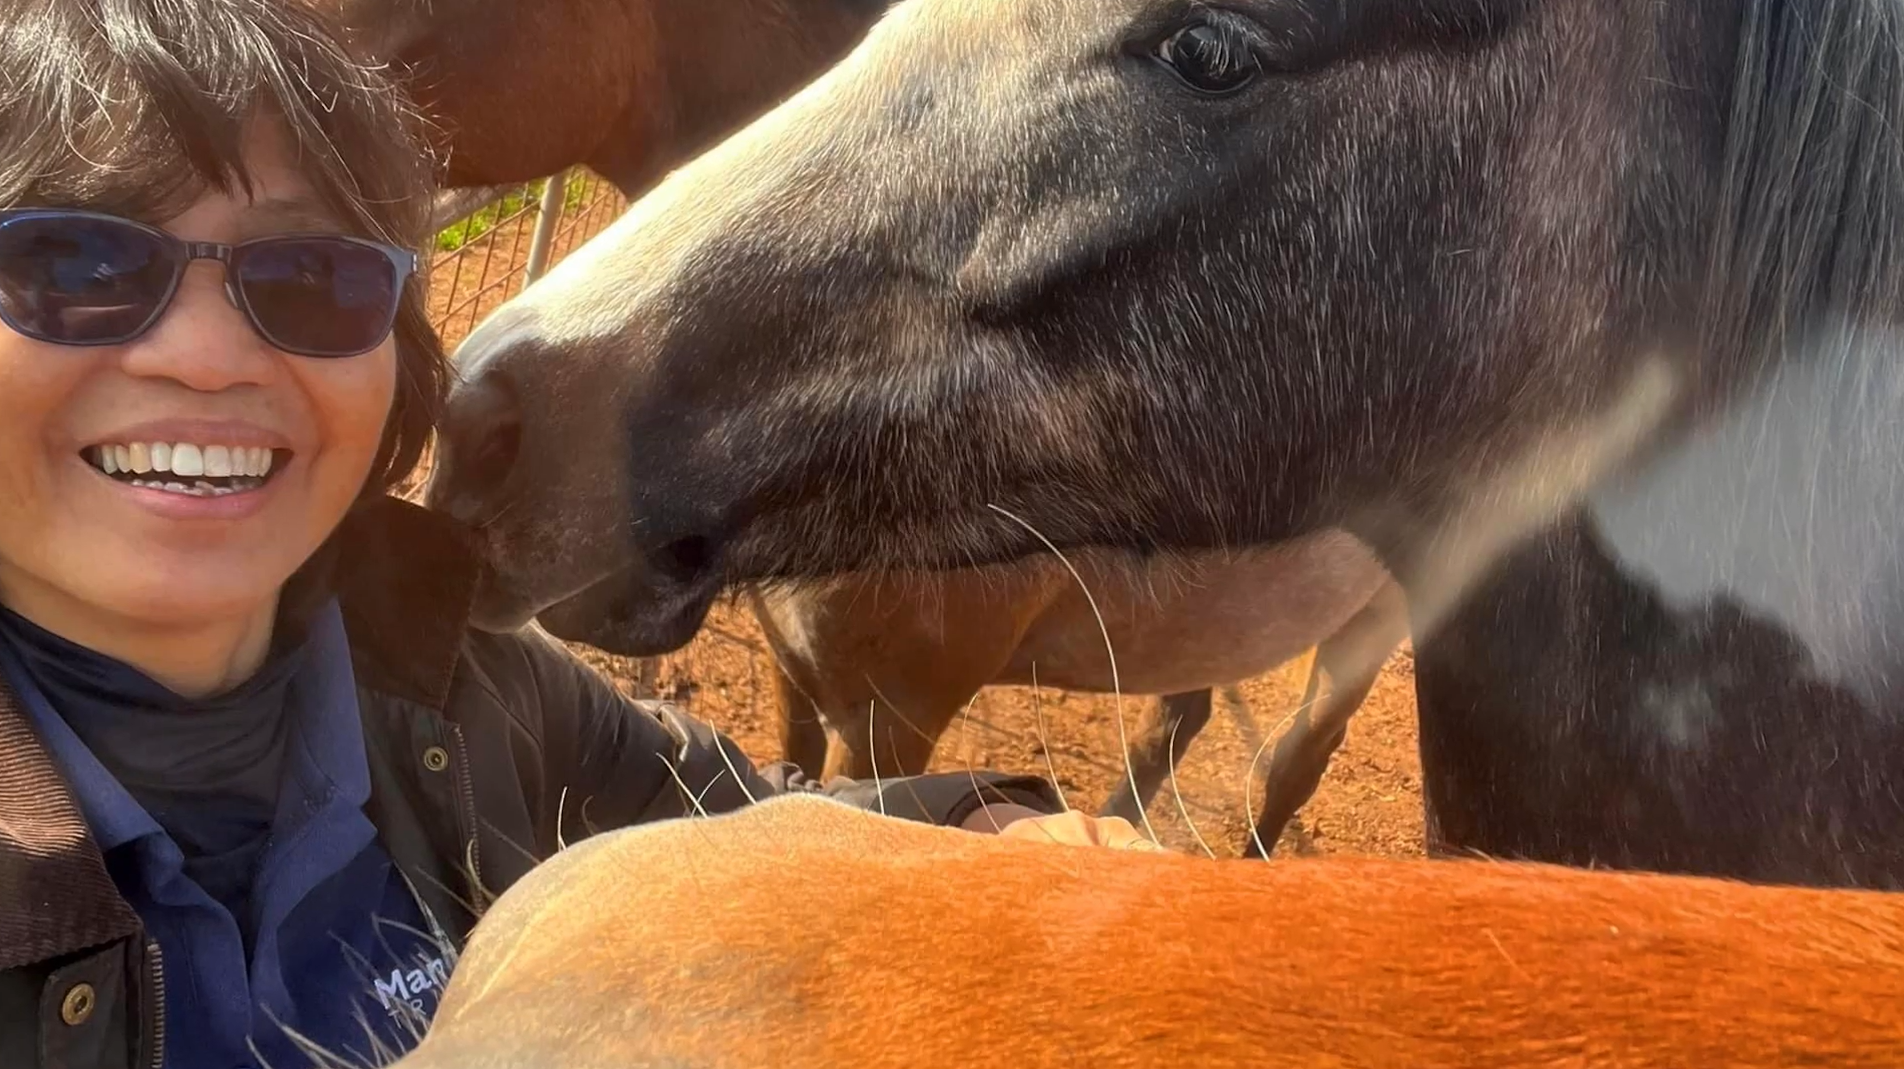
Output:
[0, 681, 141, 970]
[331, 495, 483, 708]
[0, 495, 482, 972]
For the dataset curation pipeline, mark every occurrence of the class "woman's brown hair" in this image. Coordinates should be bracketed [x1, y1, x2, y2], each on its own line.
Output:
[0, 0, 447, 495]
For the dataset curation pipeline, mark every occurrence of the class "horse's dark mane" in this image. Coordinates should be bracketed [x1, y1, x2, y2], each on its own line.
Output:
[1703, 0, 1904, 376]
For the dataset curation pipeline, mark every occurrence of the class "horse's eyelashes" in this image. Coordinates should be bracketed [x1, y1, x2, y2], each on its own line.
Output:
[1153, 19, 1264, 95]
[1135, 5, 1353, 92]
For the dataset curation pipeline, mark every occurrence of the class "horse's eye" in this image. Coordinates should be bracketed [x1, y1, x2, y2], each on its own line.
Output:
[1153, 18, 1262, 96]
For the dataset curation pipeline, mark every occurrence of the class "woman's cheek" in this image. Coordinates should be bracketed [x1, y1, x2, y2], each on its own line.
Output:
[0, 350, 76, 580]
[303, 343, 400, 509]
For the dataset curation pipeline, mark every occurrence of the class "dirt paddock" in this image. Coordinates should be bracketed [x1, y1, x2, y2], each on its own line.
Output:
[428, 176, 1427, 861]
[579, 609, 1427, 859]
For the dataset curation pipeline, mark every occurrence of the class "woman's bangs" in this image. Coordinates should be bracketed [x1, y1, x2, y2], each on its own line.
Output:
[0, 0, 435, 243]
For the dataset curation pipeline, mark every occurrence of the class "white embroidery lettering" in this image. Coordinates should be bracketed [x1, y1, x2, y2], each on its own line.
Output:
[375, 956, 452, 1019]
[373, 969, 410, 1009]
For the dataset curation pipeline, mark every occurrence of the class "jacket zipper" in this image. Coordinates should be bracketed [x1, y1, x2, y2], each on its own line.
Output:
[145, 938, 166, 1069]
[445, 724, 485, 913]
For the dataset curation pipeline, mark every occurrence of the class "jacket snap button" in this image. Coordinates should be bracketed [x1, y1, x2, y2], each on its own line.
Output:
[422, 745, 450, 772]
[60, 982, 95, 1025]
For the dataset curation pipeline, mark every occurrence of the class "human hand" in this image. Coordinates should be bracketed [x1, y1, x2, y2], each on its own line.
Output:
[993, 809, 1168, 853]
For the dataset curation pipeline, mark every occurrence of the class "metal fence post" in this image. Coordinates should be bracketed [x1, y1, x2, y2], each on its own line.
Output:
[522, 168, 570, 287]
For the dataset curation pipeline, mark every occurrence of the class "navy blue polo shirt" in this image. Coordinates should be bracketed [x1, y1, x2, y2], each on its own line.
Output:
[0, 600, 456, 1069]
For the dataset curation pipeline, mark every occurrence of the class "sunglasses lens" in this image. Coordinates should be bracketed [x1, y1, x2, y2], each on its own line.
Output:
[0, 214, 175, 344]
[236, 238, 401, 357]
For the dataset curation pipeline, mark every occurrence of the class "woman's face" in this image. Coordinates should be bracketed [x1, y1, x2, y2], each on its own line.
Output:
[0, 124, 399, 635]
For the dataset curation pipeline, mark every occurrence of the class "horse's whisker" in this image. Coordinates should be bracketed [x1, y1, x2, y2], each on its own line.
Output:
[1166, 715, 1215, 859]
[1028, 662, 1072, 814]
[1243, 684, 1326, 861]
[985, 502, 1159, 847]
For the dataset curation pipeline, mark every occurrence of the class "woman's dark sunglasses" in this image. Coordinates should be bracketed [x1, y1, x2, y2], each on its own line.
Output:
[0, 208, 418, 359]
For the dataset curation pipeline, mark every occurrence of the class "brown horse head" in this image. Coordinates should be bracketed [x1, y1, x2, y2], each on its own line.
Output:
[426, 0, 1904, 656]
[331, 0, 895, 193]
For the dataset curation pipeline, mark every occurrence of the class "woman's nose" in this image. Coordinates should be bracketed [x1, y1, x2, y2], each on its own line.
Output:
[117, 266, 277, 391]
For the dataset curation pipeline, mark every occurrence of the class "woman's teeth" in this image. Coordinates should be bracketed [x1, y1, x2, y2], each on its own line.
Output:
[87, 442, 280, 497]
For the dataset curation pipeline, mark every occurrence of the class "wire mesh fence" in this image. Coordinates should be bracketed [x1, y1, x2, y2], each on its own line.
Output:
[426, 169, 628, 350]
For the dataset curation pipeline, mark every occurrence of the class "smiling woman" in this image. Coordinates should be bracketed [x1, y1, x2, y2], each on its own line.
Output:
[0, 1, 442, 693]
[0, 3, 1113, 1068]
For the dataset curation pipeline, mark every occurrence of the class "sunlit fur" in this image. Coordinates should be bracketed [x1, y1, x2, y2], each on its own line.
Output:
[388, 794, 1904, 1068]
[756, 535, 1407, 855]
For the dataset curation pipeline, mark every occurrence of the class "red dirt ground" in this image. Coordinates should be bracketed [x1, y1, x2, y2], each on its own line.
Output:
[572, 611, 1426, 860]
[428, 181, 1428, 861]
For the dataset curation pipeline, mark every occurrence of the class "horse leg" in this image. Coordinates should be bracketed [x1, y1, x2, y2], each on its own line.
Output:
[1240, 656, 1365, 858]
[1244, 583, 1410, 858]
[822, 693, 965, 782]
[773, 663, 831, 779]
[1100, 689, 1215, 824]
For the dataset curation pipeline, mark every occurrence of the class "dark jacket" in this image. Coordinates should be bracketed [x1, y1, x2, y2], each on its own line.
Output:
[0, 496, 1061, 1069]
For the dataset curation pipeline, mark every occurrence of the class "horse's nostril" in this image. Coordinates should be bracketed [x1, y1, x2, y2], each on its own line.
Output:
[464, 411, 523, 497]
[432, 372, 525, 526]
[655, 535, 715, 585]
